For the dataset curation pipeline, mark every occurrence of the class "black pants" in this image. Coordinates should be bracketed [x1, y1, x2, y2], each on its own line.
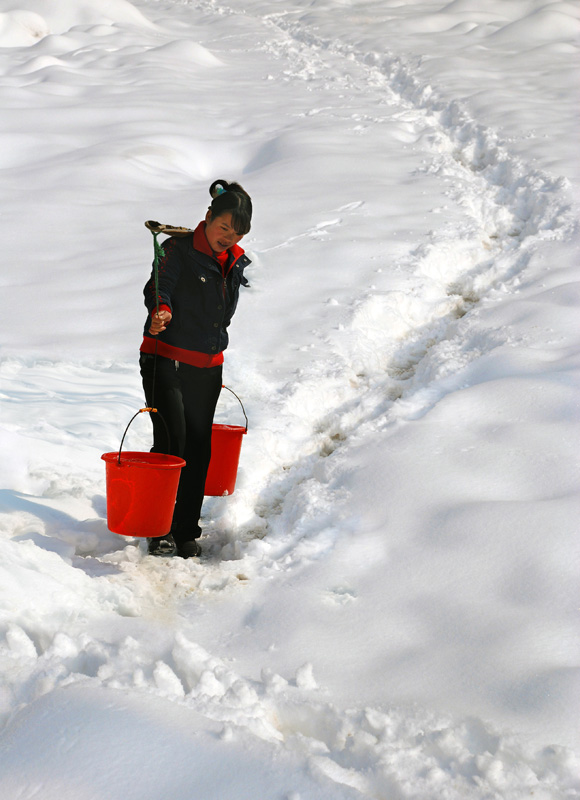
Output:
[140, 353, 222, 545]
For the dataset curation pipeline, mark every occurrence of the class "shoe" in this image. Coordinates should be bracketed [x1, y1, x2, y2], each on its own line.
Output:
[147, 534, 176, 556]
[176, 540, 201, 559]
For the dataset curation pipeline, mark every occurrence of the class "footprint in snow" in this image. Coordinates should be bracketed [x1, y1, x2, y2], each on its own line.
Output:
[322, 586, 357, 606]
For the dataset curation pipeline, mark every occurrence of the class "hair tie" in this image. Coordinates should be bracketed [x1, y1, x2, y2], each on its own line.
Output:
[210, 179, 230, 199]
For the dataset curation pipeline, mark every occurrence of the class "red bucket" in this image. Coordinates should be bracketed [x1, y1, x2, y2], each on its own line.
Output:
[101, 451, 185, 538]
[205, 424, 247, 496]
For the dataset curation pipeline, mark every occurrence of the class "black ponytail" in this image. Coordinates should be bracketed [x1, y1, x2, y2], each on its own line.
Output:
[208, 179, 252, 236]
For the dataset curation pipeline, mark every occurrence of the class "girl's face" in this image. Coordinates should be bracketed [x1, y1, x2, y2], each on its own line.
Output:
[205, 211, 244, 254]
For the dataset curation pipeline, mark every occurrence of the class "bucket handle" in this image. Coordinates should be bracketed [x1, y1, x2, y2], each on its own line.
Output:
[117, 387, 246, 464]
[222, 386, 248, 433]
[117, 407, 170, 465]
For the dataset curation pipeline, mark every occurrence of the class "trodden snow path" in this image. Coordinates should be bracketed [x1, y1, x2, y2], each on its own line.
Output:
[1, 0, 579, 798]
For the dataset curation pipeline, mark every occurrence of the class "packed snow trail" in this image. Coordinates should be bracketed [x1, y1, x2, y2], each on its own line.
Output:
[0, 0, 579, 798]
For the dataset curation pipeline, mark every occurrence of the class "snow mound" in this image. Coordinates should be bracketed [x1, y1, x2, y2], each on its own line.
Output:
[0, 0, 153, 46]
[490, 4, 580, 44]
[145, 39, 223, 67]
[0, 10, 51, 47]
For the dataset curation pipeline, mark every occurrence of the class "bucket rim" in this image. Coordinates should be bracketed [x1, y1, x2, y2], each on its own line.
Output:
[101, 451, 186, 468]
[211, 423, 247, 434]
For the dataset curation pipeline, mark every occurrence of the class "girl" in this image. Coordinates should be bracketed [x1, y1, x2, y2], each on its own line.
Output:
[140, 179, 252, 558]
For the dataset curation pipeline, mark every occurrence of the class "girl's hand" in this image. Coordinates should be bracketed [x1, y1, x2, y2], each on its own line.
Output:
[149, 310, 172, 335]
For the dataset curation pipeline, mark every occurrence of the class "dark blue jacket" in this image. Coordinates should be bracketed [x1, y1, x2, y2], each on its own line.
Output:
[142, 234, 250, 356]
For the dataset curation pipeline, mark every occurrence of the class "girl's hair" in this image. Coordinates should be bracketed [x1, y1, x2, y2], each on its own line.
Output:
[208, 179, 252, 236]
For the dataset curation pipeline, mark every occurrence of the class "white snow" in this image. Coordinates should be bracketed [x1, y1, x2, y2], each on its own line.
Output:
[1, 0, 579, 797]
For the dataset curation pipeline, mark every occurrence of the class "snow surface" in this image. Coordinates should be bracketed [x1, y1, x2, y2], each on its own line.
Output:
[1, 0, 579, 797]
